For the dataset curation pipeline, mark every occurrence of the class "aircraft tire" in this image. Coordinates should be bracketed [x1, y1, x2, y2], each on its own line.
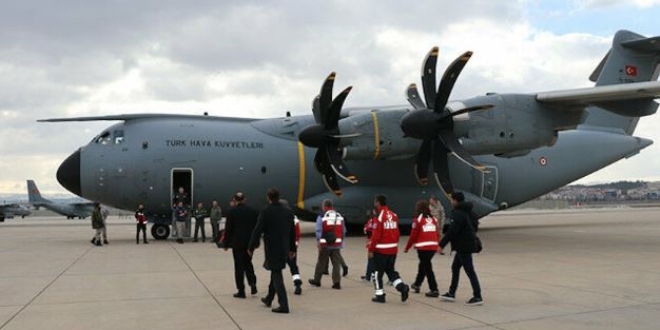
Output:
[152, 224, 170, 240]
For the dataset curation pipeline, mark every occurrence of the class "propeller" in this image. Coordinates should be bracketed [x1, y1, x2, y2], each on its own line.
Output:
[400, 47, 494, 195]
[299, 72, 357, 197]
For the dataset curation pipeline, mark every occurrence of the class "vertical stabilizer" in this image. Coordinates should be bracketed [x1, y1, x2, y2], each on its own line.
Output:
[27, 180, 51, 205]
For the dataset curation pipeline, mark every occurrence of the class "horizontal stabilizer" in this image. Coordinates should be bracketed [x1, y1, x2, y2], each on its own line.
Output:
[621, 36, 660, 53]
[537, 81, 660, 105]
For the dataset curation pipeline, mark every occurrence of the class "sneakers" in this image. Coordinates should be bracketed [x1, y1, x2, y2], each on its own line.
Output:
[400, 284, 410, 302]
[425, 290, 440, 298]
[410, 284, 421, 293]
[308, 279, 321, 287]
[465, 297, 483, 306]
[440, 292, 456, 302]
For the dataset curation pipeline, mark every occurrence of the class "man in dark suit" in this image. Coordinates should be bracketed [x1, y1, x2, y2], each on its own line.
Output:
[248, 188, 296, 314]
[224, 192, 259, 298]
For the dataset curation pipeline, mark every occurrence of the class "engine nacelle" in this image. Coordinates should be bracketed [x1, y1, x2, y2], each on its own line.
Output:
[337, 109, 418, 160]
[455, 94, 580, 156]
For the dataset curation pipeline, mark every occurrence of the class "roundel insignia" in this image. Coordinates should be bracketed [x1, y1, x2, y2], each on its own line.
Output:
[540, 157, 547, 166]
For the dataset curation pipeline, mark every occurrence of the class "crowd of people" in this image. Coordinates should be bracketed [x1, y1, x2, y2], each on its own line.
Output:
[89, 187, 484, 313]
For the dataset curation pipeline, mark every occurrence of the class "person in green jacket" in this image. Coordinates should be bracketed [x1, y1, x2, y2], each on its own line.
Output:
[90, 203, 104, 246]
[193, 202, 208, 242]
[210, 200, 222, 245]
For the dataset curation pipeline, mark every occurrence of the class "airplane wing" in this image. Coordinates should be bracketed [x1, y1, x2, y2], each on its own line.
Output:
[38, 113, 256, 123]
[536, 81, 660, 105]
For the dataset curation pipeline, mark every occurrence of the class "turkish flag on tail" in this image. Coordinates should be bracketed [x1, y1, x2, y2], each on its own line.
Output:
[625, 65, 637, 77]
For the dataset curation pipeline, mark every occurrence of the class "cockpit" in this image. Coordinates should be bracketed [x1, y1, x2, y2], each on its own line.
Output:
[92, 129, 124, 145]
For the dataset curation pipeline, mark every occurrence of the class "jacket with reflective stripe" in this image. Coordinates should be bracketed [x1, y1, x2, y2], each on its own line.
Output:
[318, 210, 344, 248]
[405, 214, 440, 252]
[368, 206, 400, 255]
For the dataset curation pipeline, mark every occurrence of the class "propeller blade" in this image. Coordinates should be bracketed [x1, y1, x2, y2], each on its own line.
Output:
[325, 145, 358, 184]
[324, 86, 352, 130]
[406, 83, 427, 110]
[438, 104, 495, 121]
[414, 139, 433, 186]
[431, 140, 454, 195]
[319, 72, 336, 125]
[312, 95, 321, 123]
[314, 147, 343, 197]
[434, 51, 473, 113]
[437, 130, 485, 171]
[421, 47, 439, 109]
[329, 133, 363, 139]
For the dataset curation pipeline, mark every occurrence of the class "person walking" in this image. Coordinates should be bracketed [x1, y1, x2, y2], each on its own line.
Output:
[174, 201, 187, 244]
[210, 200, 222, 244]
[308, 199, 345, 290]
[192, 202, 208, 242]
[100, 206, 110, 244]
[368, 195, 410, 303]
[90, 203, 104, 246]
[248, 188, 296, 314]
[135, 203, 149, 244]
[439, 192, 483, 306]
[280, 200, 303, 295]
[224, 192, 259, 298]
[361, 211, 376, 281]
[404, 200, 440, 297]
[172, 187, 190, 238]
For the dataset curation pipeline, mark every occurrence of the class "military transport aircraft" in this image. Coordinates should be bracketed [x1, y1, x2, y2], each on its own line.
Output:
[0, 203, 31, 222]
[27, 180, 94, 219]
[42, 30, 660, 239]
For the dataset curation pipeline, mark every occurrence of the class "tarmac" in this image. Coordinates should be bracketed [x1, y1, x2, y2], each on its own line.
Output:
[1, 207, 659, 330]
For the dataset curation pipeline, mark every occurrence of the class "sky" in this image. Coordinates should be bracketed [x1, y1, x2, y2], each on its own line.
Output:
[2, 0, 660, 195]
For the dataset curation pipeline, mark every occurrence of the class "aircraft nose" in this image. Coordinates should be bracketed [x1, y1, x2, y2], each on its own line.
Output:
[57, 148, 81, 196]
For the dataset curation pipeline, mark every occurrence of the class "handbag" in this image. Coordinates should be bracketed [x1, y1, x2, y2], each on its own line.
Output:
[466, 218, 483, 253]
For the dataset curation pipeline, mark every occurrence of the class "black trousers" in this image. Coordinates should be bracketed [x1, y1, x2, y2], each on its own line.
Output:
[449, 252, 482, 298]
[372, 253, 405, 296]
[194, 218, 206, 241]
[287, 255, 300, 278]
[136, 223, 147, 242]
[265, 269, 289, 310]
[414, 250, 438, 291]
[232, 248, 257, 292]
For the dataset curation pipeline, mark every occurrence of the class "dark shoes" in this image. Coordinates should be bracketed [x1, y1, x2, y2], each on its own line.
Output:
[177, 238, 183, 244]
[360, 275, 371, 281]
[400, 284, 410, 302]
[440, 292, 456, 302]
[425, 290, 440, 298]
[271, 306, 289, 314]
[261, 297, 272, 307]
[331, 283, 341, 290]
[372, 295, 386, 303]
[410, 284, 421, 293]
[465, 297, 483, 306]
[342, 266, 348, 277]
[233, 291, 246, 299]
[308, 279, 321, 287]
[193, 239, 198, 242]
[95, 241, 102, 246]
[143, 241, 149, 244]
[251, 285, 258, 295]
[103, 240, 109, 245]
[294, 285, 302, 295]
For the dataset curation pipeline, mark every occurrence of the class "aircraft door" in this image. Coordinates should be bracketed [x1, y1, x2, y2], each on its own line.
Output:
[171, 169, 193, 237]
[481, 166, 498, 202]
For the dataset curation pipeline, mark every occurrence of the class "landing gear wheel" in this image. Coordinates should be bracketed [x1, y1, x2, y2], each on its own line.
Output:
[152, 224, 170, 240]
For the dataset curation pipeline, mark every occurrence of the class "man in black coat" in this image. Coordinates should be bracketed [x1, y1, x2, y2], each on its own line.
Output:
[224, 192, 259, 298]
[438, 192, 483, 306]
[248, 188, 296, 314]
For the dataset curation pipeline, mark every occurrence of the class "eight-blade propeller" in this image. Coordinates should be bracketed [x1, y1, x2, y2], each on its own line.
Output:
[298, 72, 357, 197]
[400, 47, 494, 195]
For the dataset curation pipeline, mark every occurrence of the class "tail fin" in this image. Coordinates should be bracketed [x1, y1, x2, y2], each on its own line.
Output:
[27, 180, 50, 204]
[584, 30, 660, 134]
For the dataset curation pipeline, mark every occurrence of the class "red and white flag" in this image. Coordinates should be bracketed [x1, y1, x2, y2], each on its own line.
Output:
[625, 65, 637, 77]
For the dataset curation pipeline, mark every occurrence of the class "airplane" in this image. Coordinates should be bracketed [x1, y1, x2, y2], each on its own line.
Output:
[41, 29, 660, 239]
[27, 180, 95, 219]
[0, 203, 31, 222]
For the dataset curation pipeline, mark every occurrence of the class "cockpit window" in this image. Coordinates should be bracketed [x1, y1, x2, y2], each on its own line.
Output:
[94, 131, 112, 145]
[113, 130, 124, 144]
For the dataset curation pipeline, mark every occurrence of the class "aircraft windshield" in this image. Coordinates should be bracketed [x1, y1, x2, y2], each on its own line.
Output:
[94, 131, 112, 145]
[113, 130, 124, 144]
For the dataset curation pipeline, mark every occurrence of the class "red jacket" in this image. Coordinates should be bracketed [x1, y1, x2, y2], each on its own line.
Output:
[319, 210, 345, 248]
[368, 206, 400, 255]
[405, 214, 440, 252]
[294, 216, 301, 247]
[135, 210, 147, 224]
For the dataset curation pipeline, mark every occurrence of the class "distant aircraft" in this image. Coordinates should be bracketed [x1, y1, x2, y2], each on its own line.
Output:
[42, 30, 660, 239]
[27, 180, 94, 219]
[0, 203, 31, 222]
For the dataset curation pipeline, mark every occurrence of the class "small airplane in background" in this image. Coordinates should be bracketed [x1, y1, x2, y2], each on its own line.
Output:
[27, 180, 95, 219]
[0, 203, 31, 222]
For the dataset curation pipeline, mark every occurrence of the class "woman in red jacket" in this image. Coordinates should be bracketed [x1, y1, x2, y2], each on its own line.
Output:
[404, 200, 440, 297]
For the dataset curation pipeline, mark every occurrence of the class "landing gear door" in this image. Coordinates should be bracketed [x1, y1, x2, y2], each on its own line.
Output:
[481, 166, 498, 202]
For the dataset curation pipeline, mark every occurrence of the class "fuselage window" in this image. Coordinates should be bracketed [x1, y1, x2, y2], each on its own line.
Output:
[114, 130, 124, 144]
[95, 131, 112, 145]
